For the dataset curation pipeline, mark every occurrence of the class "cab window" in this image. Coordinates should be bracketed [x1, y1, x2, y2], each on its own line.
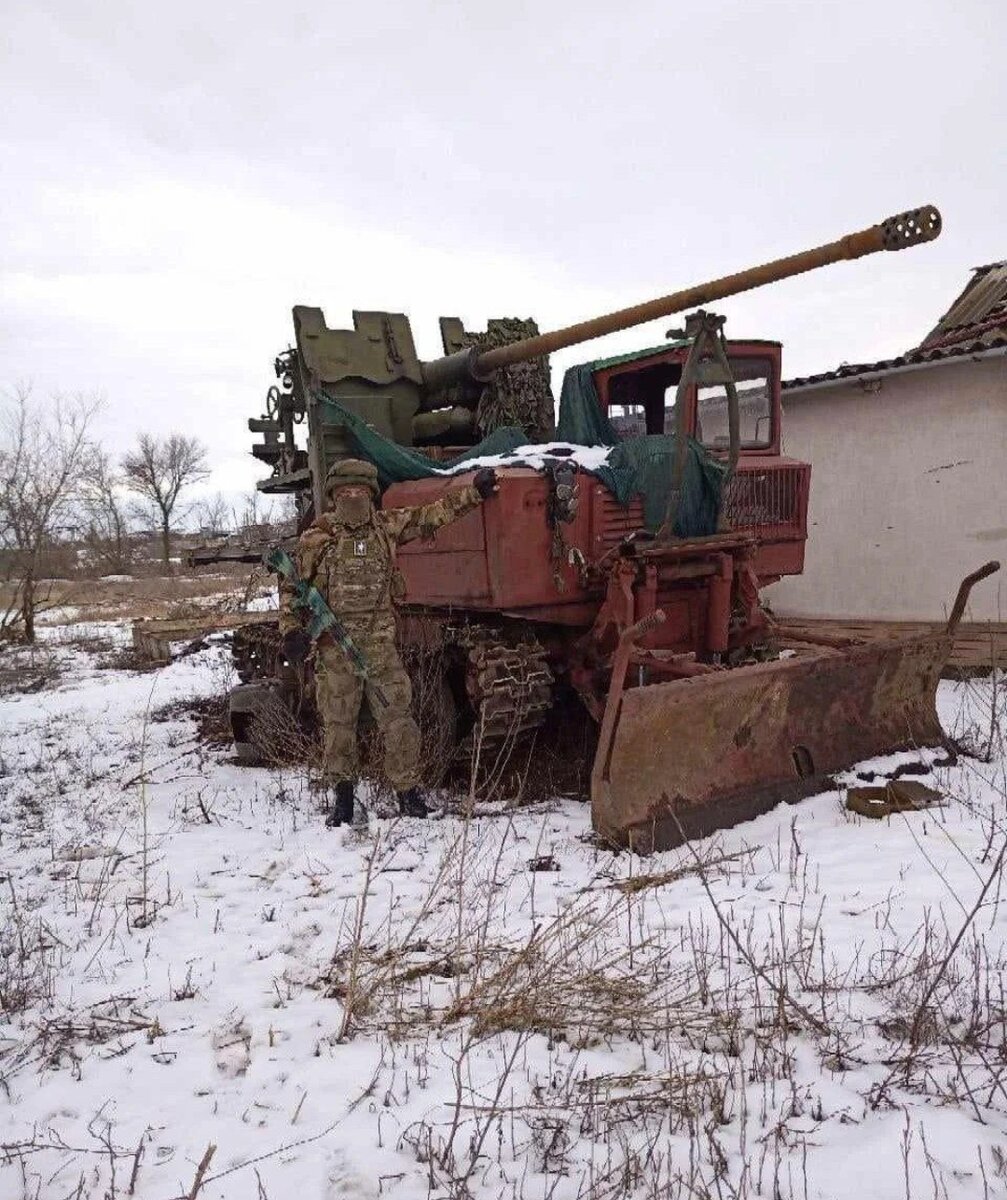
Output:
[697, 357, 773, 450]
[607, 361, 683, 437]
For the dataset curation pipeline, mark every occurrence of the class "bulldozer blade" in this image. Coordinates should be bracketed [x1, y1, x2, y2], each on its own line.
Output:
[591, 633, 953, 854]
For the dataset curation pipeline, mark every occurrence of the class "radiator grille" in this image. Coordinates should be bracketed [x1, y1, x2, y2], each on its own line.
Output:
[590, 464, 808, 547]
[722, 464, 809, 538]
[593, 490, 645, 547]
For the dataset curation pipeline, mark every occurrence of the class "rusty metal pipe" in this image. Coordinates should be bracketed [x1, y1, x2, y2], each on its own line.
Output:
[472, 205, 941, 375]
[946, 560, 1000, 635]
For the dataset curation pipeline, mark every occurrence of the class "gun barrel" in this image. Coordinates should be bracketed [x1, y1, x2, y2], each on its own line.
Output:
[470, 204, 941, 376]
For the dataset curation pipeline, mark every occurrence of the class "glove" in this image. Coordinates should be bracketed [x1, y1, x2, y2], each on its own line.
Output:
[281, 628, 312, 665]
[473, 467, 499, 499]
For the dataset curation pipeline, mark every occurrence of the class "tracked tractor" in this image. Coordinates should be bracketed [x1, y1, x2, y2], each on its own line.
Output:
[227, 203, 998, 851]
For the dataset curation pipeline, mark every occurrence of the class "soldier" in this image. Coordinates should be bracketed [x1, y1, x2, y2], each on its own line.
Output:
[279, 458, 499, 827]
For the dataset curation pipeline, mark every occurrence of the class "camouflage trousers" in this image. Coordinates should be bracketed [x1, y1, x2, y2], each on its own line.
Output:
[313, 615, 420, 792]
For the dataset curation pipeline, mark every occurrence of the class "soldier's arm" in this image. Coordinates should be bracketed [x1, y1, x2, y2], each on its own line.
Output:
[383, 484, 484, 546]
[277, 526, 329, 634]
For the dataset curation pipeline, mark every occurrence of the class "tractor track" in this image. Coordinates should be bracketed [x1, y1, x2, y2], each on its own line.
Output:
[231, 618, 555, 753]
[460, 635, 554, 747]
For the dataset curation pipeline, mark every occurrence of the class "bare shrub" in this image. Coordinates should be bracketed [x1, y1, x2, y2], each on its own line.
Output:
[0, 885, 59, 1019]
[194, 492, 231, 537]
[0, 642, 63, 695]
[0, 385, 100, 642]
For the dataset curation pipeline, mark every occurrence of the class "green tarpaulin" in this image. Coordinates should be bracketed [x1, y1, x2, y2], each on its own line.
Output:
[555, 363, 620, 447]
[592, 436, 725, 536]
[317, 391, 527, 487]
[554, 353, 726, 535]
[318, 366, 724, 537]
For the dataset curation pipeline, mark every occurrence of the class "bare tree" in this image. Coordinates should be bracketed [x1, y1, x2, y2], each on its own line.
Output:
[121, 433, 209, 569]
[80, 447, 132, 575]
[0, 386, 100, 642]
[231, 489, 296, 534]
[232, 489, 269, 532]
[195, 492, 231, 536]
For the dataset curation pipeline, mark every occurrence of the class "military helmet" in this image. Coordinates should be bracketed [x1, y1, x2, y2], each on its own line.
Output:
[325, 458, 380, 497]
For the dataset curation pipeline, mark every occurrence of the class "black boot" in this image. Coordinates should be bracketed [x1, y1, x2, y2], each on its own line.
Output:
[326, 780, 355, 828]
[397, 786, 428, 819]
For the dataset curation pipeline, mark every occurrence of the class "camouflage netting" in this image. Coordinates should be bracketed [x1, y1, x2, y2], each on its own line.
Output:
[444, 318, 555, 441]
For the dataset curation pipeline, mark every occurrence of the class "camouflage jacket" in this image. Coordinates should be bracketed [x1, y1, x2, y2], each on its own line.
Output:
[279, 484, 483, 634]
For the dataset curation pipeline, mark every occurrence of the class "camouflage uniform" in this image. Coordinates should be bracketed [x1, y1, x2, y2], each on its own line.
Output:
[279, 464, 484, 791]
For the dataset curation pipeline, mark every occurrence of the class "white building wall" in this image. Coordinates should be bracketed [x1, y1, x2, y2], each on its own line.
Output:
[766, 356, 1007, 621]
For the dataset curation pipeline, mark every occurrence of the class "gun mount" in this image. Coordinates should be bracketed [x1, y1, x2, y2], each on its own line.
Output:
[250, 204, 940, 519]
[252, 313, 556, 517]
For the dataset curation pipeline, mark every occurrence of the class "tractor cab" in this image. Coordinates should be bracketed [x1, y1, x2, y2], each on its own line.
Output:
[592, 339, 783, 457]
[569, 327, 806, 583]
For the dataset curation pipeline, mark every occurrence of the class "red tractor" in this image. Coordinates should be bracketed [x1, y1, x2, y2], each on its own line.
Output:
[228, 203, 997, 850]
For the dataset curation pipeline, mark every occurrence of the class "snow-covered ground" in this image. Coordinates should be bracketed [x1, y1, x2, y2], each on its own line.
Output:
[2, 620, 1007, 1199]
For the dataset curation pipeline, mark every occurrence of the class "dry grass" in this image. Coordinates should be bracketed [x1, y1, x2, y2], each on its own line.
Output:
[0, 643, 64, 695]
[307, 674, 1007, 1198]
[0, 563, 254, 628]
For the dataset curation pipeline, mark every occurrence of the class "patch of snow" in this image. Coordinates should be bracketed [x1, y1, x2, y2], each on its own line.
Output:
[36, 617, 133, 649]
[35, 604, 83, 625]
[246, 592, 279, 612]
[436, 440, 613, 474]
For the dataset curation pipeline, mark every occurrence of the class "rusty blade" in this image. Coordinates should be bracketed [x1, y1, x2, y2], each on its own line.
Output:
[591, 633, 950, 854]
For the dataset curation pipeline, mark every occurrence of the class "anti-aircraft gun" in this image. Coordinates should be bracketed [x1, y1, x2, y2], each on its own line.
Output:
[252, 311, 555, 522]
[229, 204, 999, 852]
[249, 204, 942, 523]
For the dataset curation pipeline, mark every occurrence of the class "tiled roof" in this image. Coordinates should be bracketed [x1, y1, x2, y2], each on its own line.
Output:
[920, 262, 1007, 350]
[783, 262, 1007, 391]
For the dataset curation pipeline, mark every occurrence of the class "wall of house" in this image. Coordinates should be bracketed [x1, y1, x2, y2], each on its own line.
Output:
[766, 355, 1007, 621]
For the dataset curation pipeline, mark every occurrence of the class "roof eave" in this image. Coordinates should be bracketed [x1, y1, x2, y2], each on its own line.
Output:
[782, 343, 1007, 398]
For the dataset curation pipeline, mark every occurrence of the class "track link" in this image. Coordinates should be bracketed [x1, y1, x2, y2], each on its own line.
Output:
[458, 633, 554, 745]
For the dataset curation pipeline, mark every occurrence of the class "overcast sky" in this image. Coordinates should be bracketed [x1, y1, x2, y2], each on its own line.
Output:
[2, 0, 1003, 503]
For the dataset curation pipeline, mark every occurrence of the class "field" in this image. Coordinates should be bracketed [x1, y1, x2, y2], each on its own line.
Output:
[0, 564, 260, 629]
[2, 586, 1007, 1199]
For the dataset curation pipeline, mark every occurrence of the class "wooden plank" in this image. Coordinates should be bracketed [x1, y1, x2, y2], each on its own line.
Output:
[132, 610, 277, 663]
[777, 617, 1007, 673]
